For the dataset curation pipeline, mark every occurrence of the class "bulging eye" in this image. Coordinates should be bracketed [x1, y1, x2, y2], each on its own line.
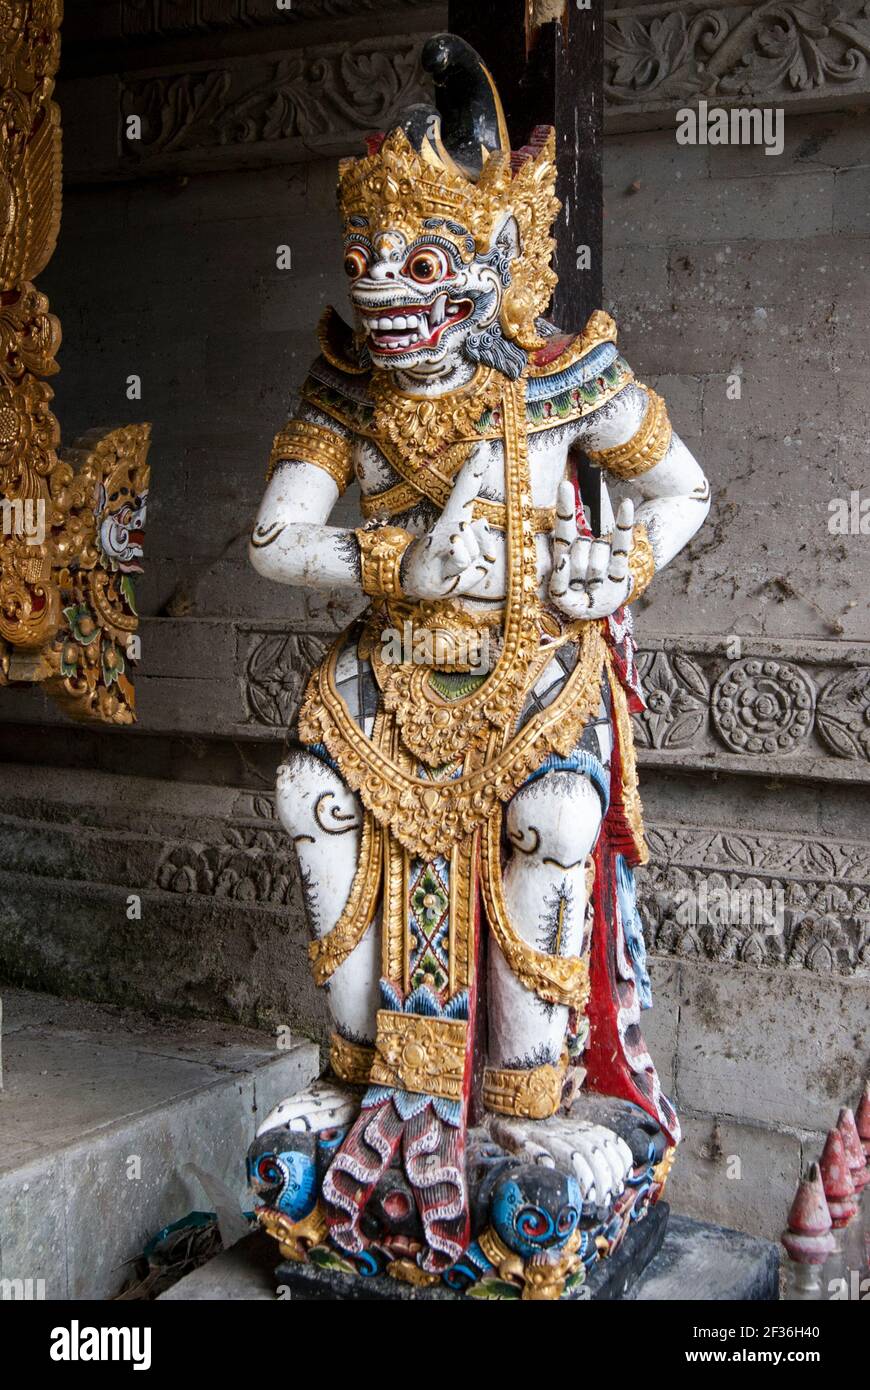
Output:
[344, 246, 370, 280]
[405, 246, 448, 284]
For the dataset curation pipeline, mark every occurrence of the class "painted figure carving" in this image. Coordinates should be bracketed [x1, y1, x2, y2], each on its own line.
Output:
[0, 1, 150, 724]
[247, 35, 710, 1299]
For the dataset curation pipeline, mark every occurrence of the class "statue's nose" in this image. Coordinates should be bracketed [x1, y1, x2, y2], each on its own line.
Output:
[365, 260, 399, 283]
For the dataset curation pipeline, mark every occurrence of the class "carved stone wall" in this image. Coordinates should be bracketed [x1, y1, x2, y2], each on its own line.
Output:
[55, 1, 870, 180]
[0, 0, 868, 1241]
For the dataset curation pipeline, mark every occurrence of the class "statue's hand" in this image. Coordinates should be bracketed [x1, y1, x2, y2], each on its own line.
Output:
[549, 482, 635, 619]
[401, 451, 497, 600]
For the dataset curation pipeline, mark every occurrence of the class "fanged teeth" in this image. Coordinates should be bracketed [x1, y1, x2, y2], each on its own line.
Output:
[362, 297, 464, 350]
[364, 310, 432, 349]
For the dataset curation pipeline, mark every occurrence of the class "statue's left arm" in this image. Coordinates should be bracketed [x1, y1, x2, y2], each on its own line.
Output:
[582, 379, 710, 567]
[549, 378, 711, 618]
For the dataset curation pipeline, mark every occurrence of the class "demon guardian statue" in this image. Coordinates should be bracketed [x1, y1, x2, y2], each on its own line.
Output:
[246, 35, 710, 1300]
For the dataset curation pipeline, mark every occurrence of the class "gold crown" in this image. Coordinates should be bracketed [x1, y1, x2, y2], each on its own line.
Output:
[338, 125, 560, 347]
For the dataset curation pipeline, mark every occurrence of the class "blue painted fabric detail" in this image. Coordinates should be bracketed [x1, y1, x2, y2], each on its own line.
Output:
[377, 980, 468, 1022]
[379, 978, 403, 1012]
[361, 1084, 395, 1111]
[526, 342, 619, 400]
[433, 1097, 462, 1126]
[359, 1086, 461, 1128]
[616, 853, 652, 1009]
[522, 749, 610, 816]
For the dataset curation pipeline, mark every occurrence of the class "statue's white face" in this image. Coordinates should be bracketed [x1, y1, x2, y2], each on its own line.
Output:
[344, 227, 503, 373]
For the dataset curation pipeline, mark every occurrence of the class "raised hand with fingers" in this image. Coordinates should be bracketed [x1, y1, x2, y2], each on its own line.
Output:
[548, 480, 636, 619]
[401, 449, 498, 600]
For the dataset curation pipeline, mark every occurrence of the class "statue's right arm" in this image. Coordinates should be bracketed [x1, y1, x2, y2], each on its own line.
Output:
[249, 399, 497, 600]
[248, 406, 363, 593]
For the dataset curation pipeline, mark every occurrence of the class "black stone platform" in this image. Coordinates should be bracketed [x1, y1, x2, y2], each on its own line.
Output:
[630, 1214, 780, 1301]
[160, 1213, 781, 1301]
[274, 1202, 670, 1301]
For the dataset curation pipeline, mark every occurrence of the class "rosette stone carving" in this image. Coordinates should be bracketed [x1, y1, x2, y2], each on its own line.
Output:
[712, 658, 816, 755]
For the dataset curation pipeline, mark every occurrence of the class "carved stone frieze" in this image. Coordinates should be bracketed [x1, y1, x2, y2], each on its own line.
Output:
[118, 0, 438, 40]
[56, 0, 870, 181]
[59, 1, 870, 180]
[118, 38, 431, 172]
[156, 840, 296, 904]
[605, 0, 870, 126]
[147, 787, 870, 982]
[153, 787, 298, 905]
[640, 820, 870, 980]
[633, 638, 870, 782]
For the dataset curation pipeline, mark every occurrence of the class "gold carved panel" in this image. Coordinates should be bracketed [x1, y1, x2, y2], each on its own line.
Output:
[0, 1, 151, 724]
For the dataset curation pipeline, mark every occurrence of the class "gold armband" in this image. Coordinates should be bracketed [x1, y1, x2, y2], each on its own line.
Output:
[627, 521, 655, 603]
[483, 1057, 568, 1120]
[329, 1033, 374, 1086]
[266, 420, 353, 491]
[369, 1010, 467, 1102]
[355, 525, 415, 600]
[587, 386, 672, 480]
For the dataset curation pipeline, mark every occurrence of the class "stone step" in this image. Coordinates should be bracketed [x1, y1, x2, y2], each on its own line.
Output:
[0, 988, 319, 1300]
[159, 1214, 780, 1302]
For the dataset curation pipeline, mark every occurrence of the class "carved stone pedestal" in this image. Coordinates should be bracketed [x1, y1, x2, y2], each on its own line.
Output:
[275, 1200, 669, 1301]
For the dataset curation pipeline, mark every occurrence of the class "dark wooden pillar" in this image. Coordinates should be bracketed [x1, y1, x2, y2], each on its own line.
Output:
[447, 11, 606, 1102]
[447, 0, 603, 331]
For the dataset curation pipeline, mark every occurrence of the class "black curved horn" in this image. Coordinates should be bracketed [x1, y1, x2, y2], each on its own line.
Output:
[395, 103, 443, 154]
[422, 33, 509, 177]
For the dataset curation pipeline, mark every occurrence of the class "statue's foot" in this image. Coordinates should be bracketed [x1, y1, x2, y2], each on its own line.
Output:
[248, 1079, 359, 1228]
[256, 1078, 357, 1139]
[487, 1114, 633, 1209]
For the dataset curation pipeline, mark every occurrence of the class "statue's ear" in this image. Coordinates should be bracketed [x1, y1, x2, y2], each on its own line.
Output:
[491, 212, 521, 267]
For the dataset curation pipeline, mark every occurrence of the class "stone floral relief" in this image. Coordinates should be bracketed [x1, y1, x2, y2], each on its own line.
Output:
[120, 39, 430, 159]
[815, 667, 870, 760]
[244, 631, 328, 728]
[605, 1, 870, 107]
[631, 649, 870, 765]
[633, 649, 709, 749]
[711, 658, 816, 755]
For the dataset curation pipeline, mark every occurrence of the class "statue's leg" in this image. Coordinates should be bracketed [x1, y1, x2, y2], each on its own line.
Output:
[486, 760, 634, 1207]
[489, 768, 602, 1070]
[276, 746, 380, 1043]
[255, 746, 380, 1137]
